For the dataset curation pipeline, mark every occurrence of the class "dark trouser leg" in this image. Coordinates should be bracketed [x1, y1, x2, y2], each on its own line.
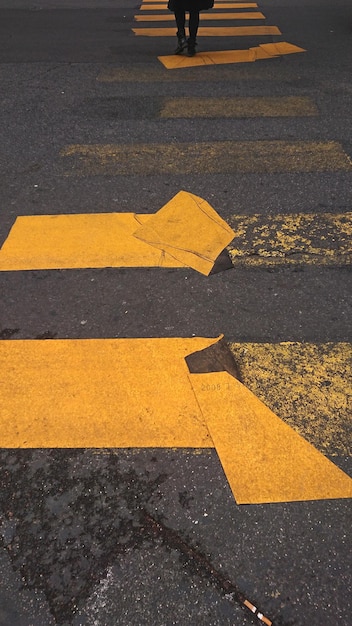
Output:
[174, 10, 186, 38]
[174, 10, 187, 54]
[188, 10, 200, 43]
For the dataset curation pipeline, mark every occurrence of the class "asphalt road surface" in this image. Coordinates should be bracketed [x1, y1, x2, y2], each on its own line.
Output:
[0, 1, 351, 625]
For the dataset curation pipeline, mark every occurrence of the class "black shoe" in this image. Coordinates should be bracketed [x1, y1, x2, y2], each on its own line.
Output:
[187, 40, 197, 57]
[174, 36, 187, 55]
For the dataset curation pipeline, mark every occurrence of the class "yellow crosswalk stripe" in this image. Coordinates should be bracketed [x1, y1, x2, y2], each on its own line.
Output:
[0, 192, 234, 274]
[1, 337, 350, 504]
[133, 25, 281, 36]
[1, 208, 350, 271]
[96, 64, 278, 81]
[60, 141, 352, 175]
[160, 96, 318, 117]
[159, 42, 305, 67]
[140, 3, 259, 8]
[134, 12, 266, 21]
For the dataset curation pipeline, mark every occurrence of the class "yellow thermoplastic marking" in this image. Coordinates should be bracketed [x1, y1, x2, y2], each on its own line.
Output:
[228, 212, 352, 267]
[134, 12, 265, 21]
[1, 210, 349, 271]
[133, 26, 281, 36]
[0, 191, 234, 275]
[0, 338, 213, 449]
[140, 3, 259, 8]
[192, 371, 352, 504]
[133, 190, 234, 275]
[159, 42, 305, 68]
[0, 337, 351, 504]
[0, 213, 180, 271]
[160, 96, 318, 118]
[60, 141, 351, 175]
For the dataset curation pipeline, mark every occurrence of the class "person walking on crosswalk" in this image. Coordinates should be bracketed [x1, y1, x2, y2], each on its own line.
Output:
[168, 0, 214, 57]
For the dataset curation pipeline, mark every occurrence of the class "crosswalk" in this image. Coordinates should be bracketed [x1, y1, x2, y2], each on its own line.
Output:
[60, 140, 351, 175]
[1, 1, 351, 507]
[131, 0, 305, 67]
[1, 6, 351, 625]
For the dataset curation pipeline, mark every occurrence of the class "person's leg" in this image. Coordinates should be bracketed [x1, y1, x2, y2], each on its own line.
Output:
[174, 10, 187, 54]
[187, 9, 199, 55]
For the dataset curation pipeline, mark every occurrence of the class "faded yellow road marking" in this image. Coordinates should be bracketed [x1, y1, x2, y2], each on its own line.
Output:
[96, 65, 278, 82]
[133, 25, 281, 36]
[159, 42, 305, 67]
[134, 12, 265, 21]
[1, 337, 351, 504]
[60, 141, 352, 175]
[0, 192, 234, 275]
[228, 212, 352, 267]
[229, 342, 352, 457]
[160, 96, 317, 118]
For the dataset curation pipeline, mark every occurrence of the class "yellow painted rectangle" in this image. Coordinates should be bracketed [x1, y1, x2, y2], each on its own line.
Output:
[0, 338, 214, 449]
[228, 212, 352, 267]
[160, 97, 318, 118]
[134, 12, 265, 20]
[0, 213, 182, 271]
[60, 141, 352, 175]
[133, 26, 281, 36]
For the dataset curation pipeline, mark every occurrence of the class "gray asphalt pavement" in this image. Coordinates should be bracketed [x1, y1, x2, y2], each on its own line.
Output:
[0, 1, 351, 625]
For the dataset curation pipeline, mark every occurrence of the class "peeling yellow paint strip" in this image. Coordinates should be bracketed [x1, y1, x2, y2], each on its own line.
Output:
[0, 191, 234, 274]
[133, 190, 234, 276]
[158, 42, 305, 68]
[160, 97, 318, 118]
[229, 342, 352, 457]
[193, 371, 352, 504]
[60, 141, 351, 175]
[133, 25, 281, 36]
[1, 337, 350, 504]
[228, 212, 352, 267]
[140, 3, 259, 8]
[134, 12, 265, 21]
